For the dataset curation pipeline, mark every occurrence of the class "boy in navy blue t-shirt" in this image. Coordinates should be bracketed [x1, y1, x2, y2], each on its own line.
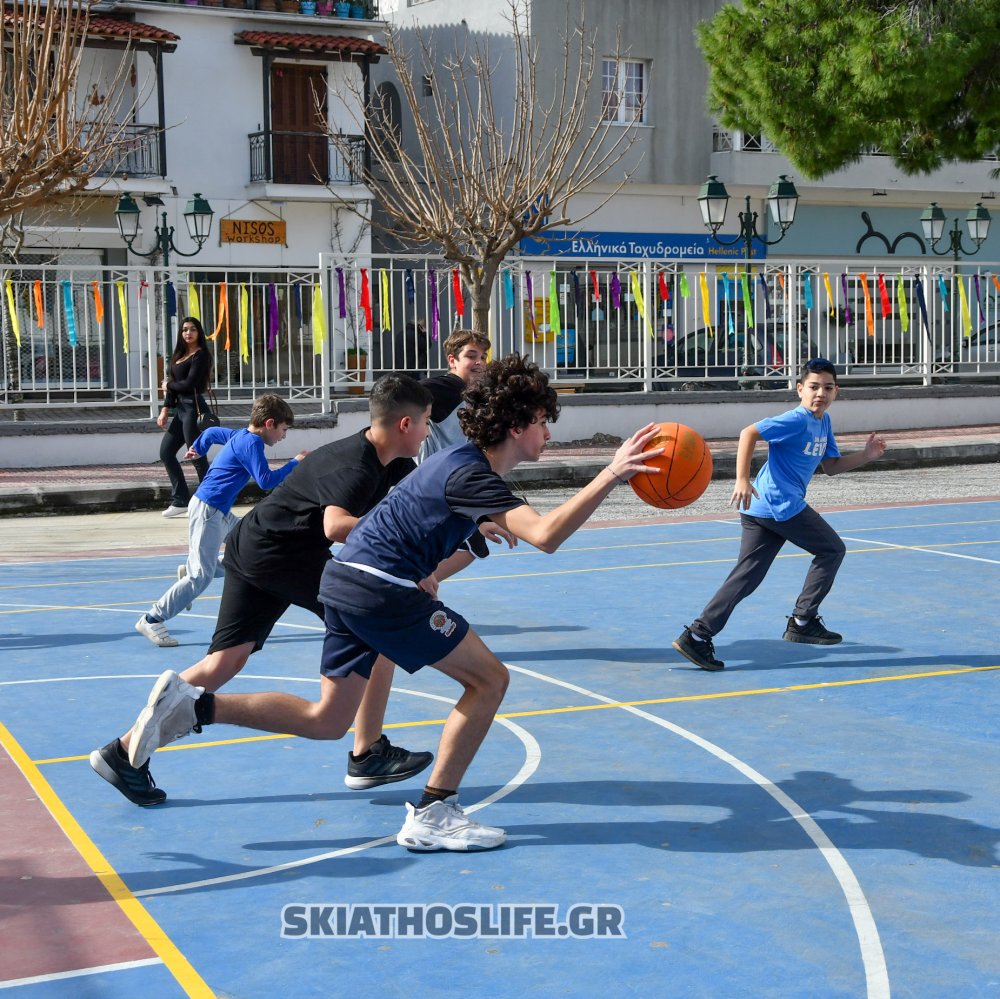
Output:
[673, 358, 886, 672]
[122, 354, 663, 852]
[135, 394, 306, 648]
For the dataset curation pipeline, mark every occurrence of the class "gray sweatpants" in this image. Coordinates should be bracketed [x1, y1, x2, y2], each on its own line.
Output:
[691, 506, 846, 638]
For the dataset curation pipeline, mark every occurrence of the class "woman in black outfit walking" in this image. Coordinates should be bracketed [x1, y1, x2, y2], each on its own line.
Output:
[158, 317, 212, 518]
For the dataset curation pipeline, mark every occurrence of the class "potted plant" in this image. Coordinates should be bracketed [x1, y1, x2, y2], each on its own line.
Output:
[350, 1, 366, 17]
[333, 0, 350, 15]
[346, 343, 367, 394]
[317, 0, 333, 14]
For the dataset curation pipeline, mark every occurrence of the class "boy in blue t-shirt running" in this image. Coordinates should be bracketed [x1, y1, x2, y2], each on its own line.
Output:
[673, 358, 886, 672]
[136, 393, 307, 647]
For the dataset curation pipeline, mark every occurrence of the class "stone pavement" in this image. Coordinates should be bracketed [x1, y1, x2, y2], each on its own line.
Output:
[0, 424, 997, 517]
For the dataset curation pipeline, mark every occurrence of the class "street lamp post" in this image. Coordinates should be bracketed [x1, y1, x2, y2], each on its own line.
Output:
[115, 192, 214, 411]
[920, 202, 992, 261]
[698, 174, 800, 259]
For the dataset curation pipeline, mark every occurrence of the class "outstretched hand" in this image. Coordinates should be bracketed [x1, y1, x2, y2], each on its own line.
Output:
[606, 423, 664, 482]
[183, 446, 199, 460]
[480, 521, 517, 548]
[865, 432, 887, 461]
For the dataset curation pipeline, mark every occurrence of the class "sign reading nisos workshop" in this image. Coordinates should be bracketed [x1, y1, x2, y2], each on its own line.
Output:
[519, 229, 764, 260]
[220, 219, 287, 245]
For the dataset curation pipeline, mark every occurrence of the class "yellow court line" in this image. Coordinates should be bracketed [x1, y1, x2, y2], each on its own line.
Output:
[0, 722, 214, 998]
[37, 664, 998, 766]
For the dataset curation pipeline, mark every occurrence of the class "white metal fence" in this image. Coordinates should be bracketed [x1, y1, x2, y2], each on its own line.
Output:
[3, 255, 998, 410]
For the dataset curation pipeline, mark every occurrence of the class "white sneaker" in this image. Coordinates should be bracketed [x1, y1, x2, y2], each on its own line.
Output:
[135, 615, 178, 648]
[162, 505, 188, 519]
[128, 669, 204, 768]
[177, 564, 192, 611]
[396, 796, 506, 852]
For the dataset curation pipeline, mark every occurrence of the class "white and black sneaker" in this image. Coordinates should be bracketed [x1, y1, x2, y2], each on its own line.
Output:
[396, 796, 506, 852]
[90, 739, 166, 806]
[344, 735, 433, 790]
[128, 670, 204, 768]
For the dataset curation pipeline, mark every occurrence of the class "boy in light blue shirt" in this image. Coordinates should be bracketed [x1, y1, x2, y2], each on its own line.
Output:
[136, 393, 307, 647]
[673, 358, 886, 671]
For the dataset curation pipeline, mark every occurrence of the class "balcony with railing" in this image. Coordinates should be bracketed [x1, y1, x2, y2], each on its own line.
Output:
[86, 124, 164, 179]
[248, 131, 365, 185]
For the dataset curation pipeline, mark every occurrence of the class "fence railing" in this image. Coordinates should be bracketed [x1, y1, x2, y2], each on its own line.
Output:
[2, 255, 998, 410]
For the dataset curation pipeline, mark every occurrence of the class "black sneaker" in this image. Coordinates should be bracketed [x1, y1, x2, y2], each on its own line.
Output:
[672, 627, 725, 671]
[90, 739, 166, 806]
[344, 735, 433, 790]
[783, 616, 843, 645]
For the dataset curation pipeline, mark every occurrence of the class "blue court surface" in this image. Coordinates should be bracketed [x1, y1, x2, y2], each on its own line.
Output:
[1, 499, 998, 998]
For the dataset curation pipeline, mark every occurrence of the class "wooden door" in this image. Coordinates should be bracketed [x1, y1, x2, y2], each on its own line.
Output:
[270, 64, 328, 184]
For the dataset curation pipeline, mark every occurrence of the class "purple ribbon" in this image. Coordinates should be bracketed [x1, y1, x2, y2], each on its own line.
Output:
[428, 269, 439, 341]
[974, 274, 985, 325]
[914, 277, 930, 335]
[610, 273, 621, 309]
[758, 273, 772, 318]
[525, 272, 536, 336]
[267, 283, 279, 352]
[840, 273, 852, 325]
[335, 267, 347, 319]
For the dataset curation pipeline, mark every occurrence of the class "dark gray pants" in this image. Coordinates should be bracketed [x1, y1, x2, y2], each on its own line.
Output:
[691, 506, 846, 638]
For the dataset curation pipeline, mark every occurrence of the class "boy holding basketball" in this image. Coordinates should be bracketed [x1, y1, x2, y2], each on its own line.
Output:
[123, 354, 661, 852]
[672, 358, 886, 671]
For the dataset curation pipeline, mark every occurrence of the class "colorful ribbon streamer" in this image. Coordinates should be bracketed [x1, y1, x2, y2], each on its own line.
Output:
[721, 272, 734, 335]
[33, 281, 45, 328]
[757, 273, 770, 319]
[451, 269, 464, 317]
[312, 283, 326, 356]
[61, 281, 78, 347]
[678, 273, 690, 298]
[914, 277, 931, 335]
[859, 274, 874, 336]
[698, 272, 713, 336]
[992, 274, 1000, 296]
[937, 275, 950, 313]
[973, 274, 985, 327]
[335, 267, 347, 319]
[4, 280, 21, 347]
[380, 269, 391, 331]
[91, 282, 104, 325]
[896, 276, 909, 333]
[116, 281, 128, 353]
[166, 280, 176, 319]
[629, 271, 652, 336]
[428, 269, 439, 341]
[502, 269, 514, 309]
[840, 273, 852, 325]
[610, 273, 622, 310]
[359, 268, 372, 333]
[549, 273, 562, 338]
[822, 272, 834, 314]
[239, 285, 250, 363]
[877, 273, 891, 318]
[524, 271, 535, 338]
[187, 284, 200, 320]
[590, 270, 601, 302]
[803, 274, 814, 310]
[956, 276, 972, 337]
[404, 269, 415, 303]
[740, 274, 754, 326]
[658, 272, 670, 303]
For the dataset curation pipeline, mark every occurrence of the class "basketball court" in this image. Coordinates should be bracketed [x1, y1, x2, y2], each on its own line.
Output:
[1, 497, 997, 997]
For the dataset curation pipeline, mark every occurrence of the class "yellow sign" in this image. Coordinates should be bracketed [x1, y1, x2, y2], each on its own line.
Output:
[220, 219, 286, 245]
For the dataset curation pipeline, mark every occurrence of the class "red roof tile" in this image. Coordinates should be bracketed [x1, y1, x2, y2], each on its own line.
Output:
[86, 16, 179, 44]
[234, 30, 385, 57]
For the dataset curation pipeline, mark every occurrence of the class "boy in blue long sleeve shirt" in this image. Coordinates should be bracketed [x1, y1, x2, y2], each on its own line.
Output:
[137, 394, 307, 647]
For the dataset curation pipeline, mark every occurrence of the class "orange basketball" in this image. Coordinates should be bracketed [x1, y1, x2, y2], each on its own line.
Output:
[629, 422, 713, 509]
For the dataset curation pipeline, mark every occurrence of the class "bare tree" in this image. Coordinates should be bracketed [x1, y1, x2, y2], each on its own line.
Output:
[329, 1, 641, 332]
[1, 0, 135, 226]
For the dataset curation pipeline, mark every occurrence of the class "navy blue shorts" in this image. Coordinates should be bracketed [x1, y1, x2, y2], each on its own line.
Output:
[318, 566, 470, 680]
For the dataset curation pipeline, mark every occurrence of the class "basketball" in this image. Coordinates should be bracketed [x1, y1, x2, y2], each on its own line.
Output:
[629, 422, 713, 509]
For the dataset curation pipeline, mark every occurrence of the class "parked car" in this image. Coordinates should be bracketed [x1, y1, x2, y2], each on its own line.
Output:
[937, 323, 1000, 381]
[655, 322, 819, 390]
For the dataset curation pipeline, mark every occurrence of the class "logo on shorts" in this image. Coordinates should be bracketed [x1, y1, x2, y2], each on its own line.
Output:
[429, 610, 457, 637]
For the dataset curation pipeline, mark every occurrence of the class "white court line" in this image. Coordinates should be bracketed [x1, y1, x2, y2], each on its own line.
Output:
[0, 958, 162, 990]
[504, 663, 891, 999]
[134, 683, 541, 898]
[841, 535, 1000, 565]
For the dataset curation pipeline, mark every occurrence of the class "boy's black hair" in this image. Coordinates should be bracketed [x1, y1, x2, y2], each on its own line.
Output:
[798, 357, 838, 384]
[369, 373, 433, 423]
[250, 393, 295, 428]
[459, 353, 559, 449]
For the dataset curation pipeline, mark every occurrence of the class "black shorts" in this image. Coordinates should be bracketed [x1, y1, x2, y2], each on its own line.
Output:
[208, 567, 324, 654]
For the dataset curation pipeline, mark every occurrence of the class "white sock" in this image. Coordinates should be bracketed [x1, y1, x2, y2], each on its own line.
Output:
[794, 616, 809, 627]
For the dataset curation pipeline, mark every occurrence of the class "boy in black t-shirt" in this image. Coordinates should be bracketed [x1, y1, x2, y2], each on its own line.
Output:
[120, 355, 662, 854]
[91, 375, 437, 806]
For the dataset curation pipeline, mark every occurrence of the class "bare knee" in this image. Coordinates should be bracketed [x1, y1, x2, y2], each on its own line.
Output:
[466, 659, 509, 703]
